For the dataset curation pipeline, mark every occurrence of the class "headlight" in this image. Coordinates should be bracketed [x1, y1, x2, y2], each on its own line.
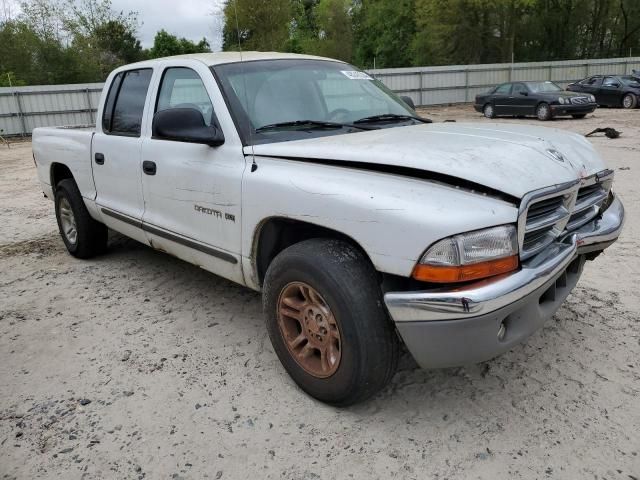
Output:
[412, 225, 519, 283]
[558, 97, 566, 104]
[589, 94, 596, 102]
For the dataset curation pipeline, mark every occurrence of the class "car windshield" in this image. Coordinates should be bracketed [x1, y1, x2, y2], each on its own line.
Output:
[526, 81, 563, 93]
[620, 76, 640, 86]
[213, 59, 418, 145]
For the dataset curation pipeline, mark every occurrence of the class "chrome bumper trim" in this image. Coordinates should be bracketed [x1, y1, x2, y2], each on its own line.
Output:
[573, 193, 624, 253]
[384, 193, 624, 323]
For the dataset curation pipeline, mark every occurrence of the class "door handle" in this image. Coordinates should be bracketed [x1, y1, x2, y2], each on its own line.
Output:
[142, 160, 157, 176]
[95, 153, 105, 165]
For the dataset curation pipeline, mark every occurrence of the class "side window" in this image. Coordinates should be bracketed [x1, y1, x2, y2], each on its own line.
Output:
[602, 77, 619, 87]
[156, 68, 214, 126]
[512, 83, 527, 95]
[102, 72, 123, 132]
[103, 69, 153, 136]
[494, 83, 512, 95]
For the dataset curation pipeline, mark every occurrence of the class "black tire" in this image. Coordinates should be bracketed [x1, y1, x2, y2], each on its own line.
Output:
[622, 93, 637, 109]
[54, 178, 108, 258]
[483, 103, 496, 119]
[571, 114, 587, 119]
[262, 238, 399, 406]
[536, 102, 552, 121]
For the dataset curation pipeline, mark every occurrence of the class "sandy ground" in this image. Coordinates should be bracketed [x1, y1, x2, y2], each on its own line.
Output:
[1, 106, 639, 480]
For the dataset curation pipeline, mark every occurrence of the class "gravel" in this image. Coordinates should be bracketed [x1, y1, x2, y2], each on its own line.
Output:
[1, 106, 639, 479]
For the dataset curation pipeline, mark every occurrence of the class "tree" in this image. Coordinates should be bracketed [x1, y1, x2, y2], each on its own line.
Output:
[12, 0, 144, 83]
[148, 29, 210, 58]
[222, 0, 291, 51]
[313, 0, 353, 61]
[353, 0, 416, 68]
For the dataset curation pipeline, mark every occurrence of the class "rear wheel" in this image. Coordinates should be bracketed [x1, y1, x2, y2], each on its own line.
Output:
[54, 178, 107, 258]
[622, 93, 637, 109]
[536, 102, 552, 121]
[571, 114, 587, 119]
[263, 238, 399, 406]
[483, 103, 495, 119]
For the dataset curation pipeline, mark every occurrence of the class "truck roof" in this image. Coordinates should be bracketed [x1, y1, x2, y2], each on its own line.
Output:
[122, 52, 345, 69]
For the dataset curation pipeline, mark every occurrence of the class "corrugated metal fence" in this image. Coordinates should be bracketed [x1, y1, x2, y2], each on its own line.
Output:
[0, 83, 103, 137]
[370, 56, 640, 107]
[2, 56, 640, 136]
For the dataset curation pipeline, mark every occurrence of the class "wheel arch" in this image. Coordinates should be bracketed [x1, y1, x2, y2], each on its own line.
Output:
[50, 163, 75, 192]
[251, 216, 376, 287]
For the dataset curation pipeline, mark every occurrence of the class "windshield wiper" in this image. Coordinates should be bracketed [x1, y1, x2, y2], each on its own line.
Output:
[353, 114, 432, 124]
[255, 120, 369, 133]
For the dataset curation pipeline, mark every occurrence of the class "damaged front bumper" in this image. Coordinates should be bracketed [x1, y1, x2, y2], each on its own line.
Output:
[383, 193, 624, 369]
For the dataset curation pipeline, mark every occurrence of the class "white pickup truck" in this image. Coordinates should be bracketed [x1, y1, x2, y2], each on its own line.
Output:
[33, 52, 624, 405]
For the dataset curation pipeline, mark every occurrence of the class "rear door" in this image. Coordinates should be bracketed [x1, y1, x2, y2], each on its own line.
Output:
[599, 76, 622, 106]
[92, 68, 153, 243]
[580, 76, 603, 102]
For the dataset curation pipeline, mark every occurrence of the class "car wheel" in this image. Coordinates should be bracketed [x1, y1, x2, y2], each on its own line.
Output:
[622, 93, 637, 109]
[483, 103, 495, 119]
[262, 238, 399, 406]
[571, 114, 587, 119]
[54, 178, 108, 258]
[536, 102, 552, 121]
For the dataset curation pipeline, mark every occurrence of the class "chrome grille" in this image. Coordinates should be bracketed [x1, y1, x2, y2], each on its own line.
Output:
[566, 183, 609, 231]
[518, 171, 613, 261]
[570, 96, 590, 105]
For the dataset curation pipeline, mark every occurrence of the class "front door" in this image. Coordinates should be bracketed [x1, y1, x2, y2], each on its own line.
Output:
[140, 65, 245, 283]
[492, 83, 513, 115]
[92, 68, 153, 243]
[508, 83, 537, 115]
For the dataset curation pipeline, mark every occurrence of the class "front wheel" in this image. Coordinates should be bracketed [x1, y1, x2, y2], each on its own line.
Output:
[483, 103, 496, 119]
[262, 238, 399, 406]
[54, 179, 108, 258]
[622, 93, 637, 109]
[536, 102, 552, 121]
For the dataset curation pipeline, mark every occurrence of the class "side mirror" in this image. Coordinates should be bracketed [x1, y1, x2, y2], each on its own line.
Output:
[400, 95, 416, 110]
[519, 91, 528, 96]
[152, 108, 224, 147]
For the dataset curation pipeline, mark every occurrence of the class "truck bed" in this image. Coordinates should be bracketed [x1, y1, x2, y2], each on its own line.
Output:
[32, 126, 96, 201]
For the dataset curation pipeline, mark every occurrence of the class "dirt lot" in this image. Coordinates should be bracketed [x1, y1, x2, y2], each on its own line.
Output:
[1, 105, 639, 480]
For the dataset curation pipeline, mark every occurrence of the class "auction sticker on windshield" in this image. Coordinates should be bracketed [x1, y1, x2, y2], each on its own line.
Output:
[341, 71, 373, 80]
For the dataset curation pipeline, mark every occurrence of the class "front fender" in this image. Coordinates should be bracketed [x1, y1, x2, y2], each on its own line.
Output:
[241, 157, 518, 280]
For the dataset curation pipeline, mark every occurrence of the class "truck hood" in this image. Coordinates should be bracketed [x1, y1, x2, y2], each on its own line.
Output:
[247, 123, 606, 199]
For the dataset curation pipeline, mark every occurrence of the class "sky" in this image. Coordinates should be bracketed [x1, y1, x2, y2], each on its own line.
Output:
[2, 0, 227, 50]
[111, 0, 226, 49]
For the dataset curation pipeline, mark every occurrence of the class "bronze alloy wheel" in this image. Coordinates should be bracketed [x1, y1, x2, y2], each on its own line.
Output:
[277, 282, 342, 378]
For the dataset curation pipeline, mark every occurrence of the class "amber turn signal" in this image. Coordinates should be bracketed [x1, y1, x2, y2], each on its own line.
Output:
[412, 255, 519, 283]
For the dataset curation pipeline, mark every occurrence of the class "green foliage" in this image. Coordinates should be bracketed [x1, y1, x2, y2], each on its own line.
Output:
[222, 0, 291, 51]
[5, 0, 640, 86]
[353, 0, 416, 68]
[219, 0, 640, 68]
[0, 72, 27, 87]
[148, 30, 211, 58]
[0, 0, 146, 85]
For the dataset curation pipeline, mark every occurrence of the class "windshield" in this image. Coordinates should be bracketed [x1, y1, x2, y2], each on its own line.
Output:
[213, 59, 417, 145]
[527, 81, 563, 93]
